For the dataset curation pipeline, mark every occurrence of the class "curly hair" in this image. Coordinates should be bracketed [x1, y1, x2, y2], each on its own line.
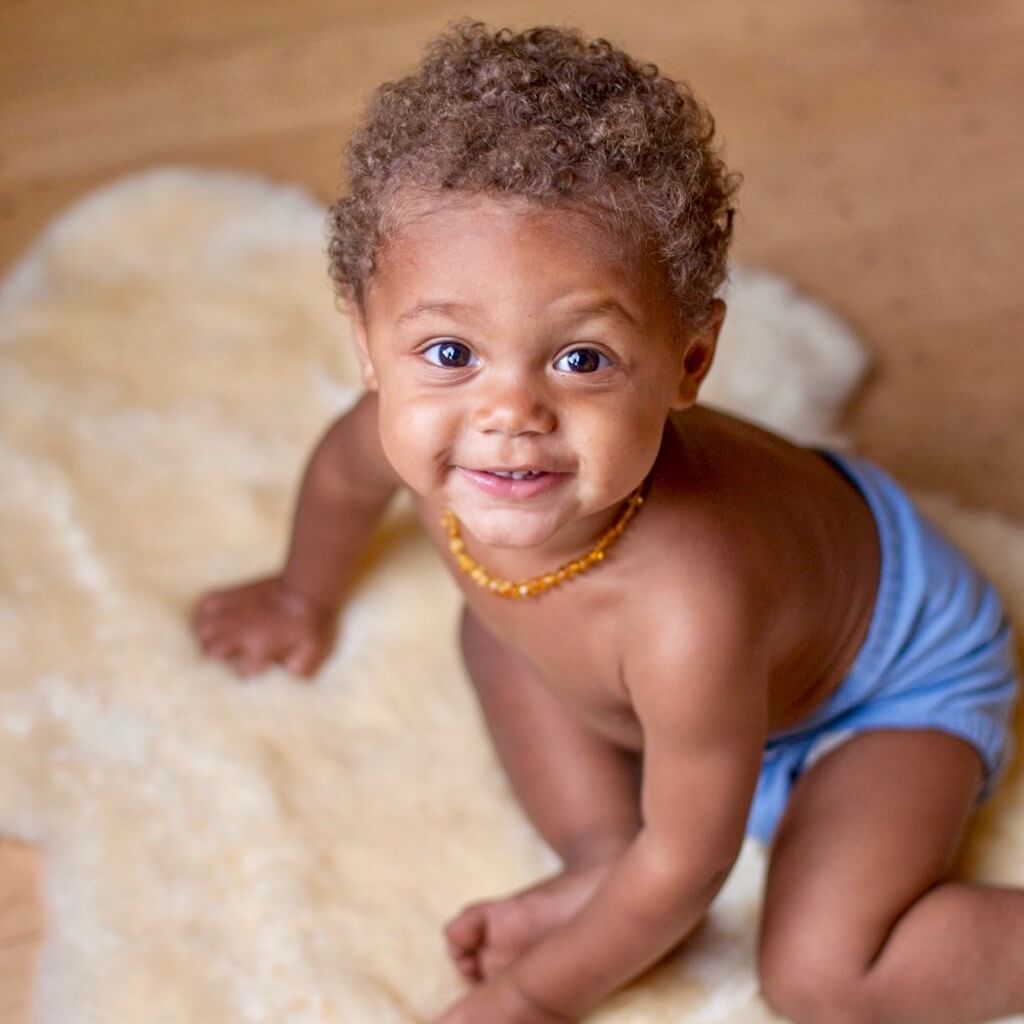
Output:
[328, 20, 739, 329]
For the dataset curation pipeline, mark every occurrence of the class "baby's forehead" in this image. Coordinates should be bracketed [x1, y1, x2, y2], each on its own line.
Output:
[373, 189, 669, 303]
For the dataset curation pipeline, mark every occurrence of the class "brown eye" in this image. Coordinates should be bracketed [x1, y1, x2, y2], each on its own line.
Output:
[555, 348, 609, 373]
[424, 340, 477, 368]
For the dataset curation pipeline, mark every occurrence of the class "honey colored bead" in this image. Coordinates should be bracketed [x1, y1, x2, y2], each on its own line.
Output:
[441, 480, 645, 598]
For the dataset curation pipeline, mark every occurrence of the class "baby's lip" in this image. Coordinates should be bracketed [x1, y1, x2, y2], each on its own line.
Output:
[456, 466, 569, 499]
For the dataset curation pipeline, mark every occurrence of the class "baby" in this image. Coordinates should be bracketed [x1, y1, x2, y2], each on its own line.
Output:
[192, 21, 1022, 1024]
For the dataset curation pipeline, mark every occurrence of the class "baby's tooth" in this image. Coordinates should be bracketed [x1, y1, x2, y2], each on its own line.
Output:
[488, 469, 542, 480]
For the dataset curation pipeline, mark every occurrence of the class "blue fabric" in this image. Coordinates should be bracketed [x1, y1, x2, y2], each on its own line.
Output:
[746, 450, 1019, 843]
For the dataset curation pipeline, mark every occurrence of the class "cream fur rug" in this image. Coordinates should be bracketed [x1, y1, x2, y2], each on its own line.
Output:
[2, 168, 1022, 1023]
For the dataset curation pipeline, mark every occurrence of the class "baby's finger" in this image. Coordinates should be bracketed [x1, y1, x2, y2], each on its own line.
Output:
[236, 640, 274, 678]
[478, 943, 514, 981]
[453, 952, 481, 982]
[194, 615, 228, 646]
[195, 615, 244, 653]
[192, 601, 238, 638]
[193, 589, 231, 619]
[284, 638, 323, 678]
[443, 904, 487, 955]
[205, 637, 240, 665]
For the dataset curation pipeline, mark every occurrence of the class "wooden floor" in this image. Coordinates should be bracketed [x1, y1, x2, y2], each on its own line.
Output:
[1, 0, 1022, 1016]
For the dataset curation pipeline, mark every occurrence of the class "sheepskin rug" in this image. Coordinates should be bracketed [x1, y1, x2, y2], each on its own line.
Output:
[1, 168, 1022, 1024]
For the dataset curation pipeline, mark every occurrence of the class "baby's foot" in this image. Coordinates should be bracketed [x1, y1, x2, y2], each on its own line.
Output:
[443, 861, 610, 982]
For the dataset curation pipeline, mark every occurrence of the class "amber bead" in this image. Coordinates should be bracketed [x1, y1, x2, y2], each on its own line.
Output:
[440, 481, 645, 598]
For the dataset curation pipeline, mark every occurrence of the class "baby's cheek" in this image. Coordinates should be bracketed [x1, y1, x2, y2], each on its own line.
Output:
[378, 399, 454, 488]
[579, 409, 661, 472]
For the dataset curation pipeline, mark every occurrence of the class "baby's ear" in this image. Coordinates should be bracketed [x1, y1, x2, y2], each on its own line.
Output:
[672, 300, 726, 410]
[347, 303, 380, 392]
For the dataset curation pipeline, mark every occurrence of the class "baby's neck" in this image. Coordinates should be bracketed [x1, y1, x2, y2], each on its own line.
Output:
[450, 498, 632, 590]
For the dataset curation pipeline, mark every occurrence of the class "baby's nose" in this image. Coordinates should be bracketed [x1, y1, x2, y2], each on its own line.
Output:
[472, 379, 556, 435]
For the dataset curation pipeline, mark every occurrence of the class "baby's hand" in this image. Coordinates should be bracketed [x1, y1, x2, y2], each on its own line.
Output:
[191, 575, 336, 679]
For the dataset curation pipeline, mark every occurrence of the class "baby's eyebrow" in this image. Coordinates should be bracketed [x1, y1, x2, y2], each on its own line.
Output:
[562, 297, 639, 328]
[394, 300, 478, 326]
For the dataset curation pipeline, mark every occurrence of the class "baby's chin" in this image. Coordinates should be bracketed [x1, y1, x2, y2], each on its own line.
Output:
[453, 506, 567, 551]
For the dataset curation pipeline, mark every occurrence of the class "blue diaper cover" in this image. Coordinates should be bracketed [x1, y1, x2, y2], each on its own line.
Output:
[746, 449, 1019, 843]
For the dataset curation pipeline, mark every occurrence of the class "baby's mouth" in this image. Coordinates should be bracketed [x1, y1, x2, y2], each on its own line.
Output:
[456, 466, 568, 498]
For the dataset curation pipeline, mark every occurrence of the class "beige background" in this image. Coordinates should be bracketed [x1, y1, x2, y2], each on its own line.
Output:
[1, 1, 1021, 1018]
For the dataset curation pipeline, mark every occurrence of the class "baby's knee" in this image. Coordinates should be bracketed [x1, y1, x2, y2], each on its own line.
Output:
[758, 930, 876, 1024]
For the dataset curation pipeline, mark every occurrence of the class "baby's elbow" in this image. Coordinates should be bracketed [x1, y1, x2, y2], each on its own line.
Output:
[629, 841, 736, 925]
[665, 860, 732, 911]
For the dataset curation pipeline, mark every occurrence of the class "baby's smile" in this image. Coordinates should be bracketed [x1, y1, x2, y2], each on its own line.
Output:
[456, 466, 570, 500]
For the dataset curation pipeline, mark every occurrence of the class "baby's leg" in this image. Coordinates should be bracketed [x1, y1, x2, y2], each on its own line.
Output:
[758, 729, 1024, 1024]
[445, 606, 642, 980]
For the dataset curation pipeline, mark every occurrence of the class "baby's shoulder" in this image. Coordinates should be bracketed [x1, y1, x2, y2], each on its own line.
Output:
[614, 431, 782, 667]
[615, 531, 771, 713]
[631, 405, 823, 598]
[628, 464, 765, 605]
[620, 503, 768, 660]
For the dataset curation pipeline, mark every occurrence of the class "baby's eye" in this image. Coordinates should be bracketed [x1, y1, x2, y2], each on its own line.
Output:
[554, 347, 610, 374]
[422, 339, 477, 369]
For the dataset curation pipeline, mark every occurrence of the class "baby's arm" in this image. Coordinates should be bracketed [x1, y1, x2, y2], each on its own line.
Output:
[438, 583, 768, 1023]
[193, 392, 401, 677]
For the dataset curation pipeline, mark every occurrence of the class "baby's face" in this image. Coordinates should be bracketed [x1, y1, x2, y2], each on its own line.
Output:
[352, 193, 717, 555]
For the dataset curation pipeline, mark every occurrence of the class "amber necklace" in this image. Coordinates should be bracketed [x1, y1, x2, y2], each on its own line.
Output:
[441, 483, 646, 599]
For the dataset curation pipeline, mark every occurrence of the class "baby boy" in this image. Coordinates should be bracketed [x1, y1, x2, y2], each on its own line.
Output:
[192, 22, 1022, 1024]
